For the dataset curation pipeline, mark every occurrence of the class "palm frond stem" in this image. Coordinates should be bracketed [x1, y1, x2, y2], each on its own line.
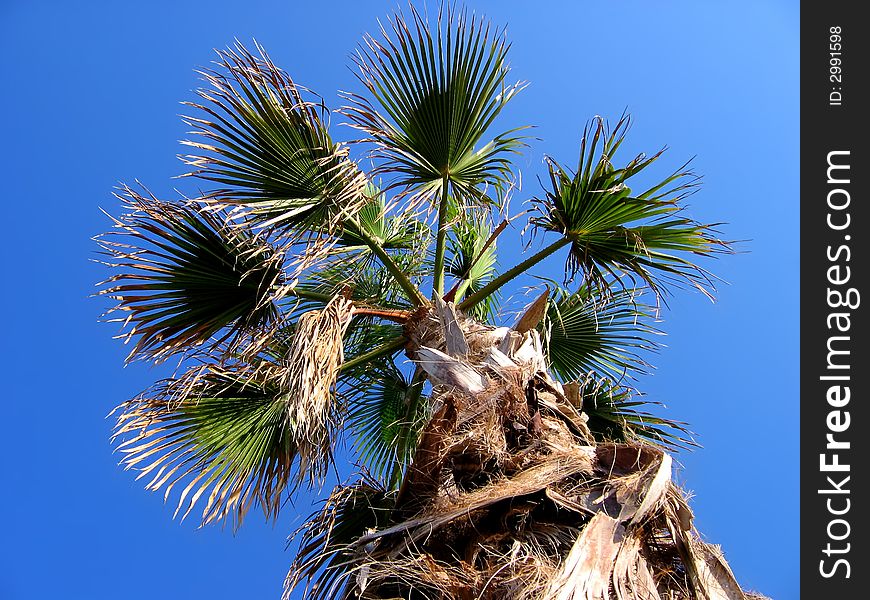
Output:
[431, 175, 450, 298]
[459, 237, 571, 311]
[348, 216, 429, 307]
[283, 287, 335, 304]
[387, 365, 427, 490]
[340, 335, 408, 373]
[352, 307, 413, 323]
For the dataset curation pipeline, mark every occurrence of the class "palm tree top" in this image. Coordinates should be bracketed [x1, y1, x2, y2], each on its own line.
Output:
[95, 5, 752, 600]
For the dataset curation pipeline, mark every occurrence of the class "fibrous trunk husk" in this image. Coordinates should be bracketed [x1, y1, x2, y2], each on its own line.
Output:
[288, 300, 758, 600]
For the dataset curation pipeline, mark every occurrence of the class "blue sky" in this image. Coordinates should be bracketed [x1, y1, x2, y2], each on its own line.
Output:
[0, 1, 798, 598]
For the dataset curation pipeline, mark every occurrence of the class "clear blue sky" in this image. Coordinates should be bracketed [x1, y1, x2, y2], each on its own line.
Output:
[0, 1, 798, 598]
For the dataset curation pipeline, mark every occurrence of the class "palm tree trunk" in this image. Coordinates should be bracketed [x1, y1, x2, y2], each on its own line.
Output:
[294, 301, 763, 600]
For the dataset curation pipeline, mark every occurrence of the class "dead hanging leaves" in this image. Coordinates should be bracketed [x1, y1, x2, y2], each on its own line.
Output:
[281, 295, 356, 483]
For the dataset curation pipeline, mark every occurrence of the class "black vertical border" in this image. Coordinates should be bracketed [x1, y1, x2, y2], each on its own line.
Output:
[801, 3, 868, 597]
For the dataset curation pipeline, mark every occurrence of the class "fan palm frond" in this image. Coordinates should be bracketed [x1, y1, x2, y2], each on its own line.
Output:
[298, 249, 426, 311]
[530, 115, 729, 299]
[576, 376, 696, 450]
[113, 363, 295, 527]
[96, 185, 284, 362]
[286, 478, 396, 600]
[446, 211, 499, 321]
[181, 42, 367, 236]
[342, 360, 427, 483]
[336, 185, 429, 255]
[343, 4, 525, 209]
[541, 284, 660, 382]
[113, 296, 357, 529]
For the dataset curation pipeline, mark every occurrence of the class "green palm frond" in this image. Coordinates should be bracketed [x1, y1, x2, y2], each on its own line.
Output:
[577, 376, 696, 451]
[113, 294, 357, 530]
[338, 321, 415, 478]
[287, 479, 396, 600]
[336, 185, 429, 254]
[181, 42, 367, 235]
[530, 115, 729, 299]
[541, 284, 660, 382]
[96, 185, 283, 362]
[446, 211, 499, 321]
[340, 319, 407, 376]
[113, 363, 296, 528]
[342, 359, 427, 484]
[297, 251, 425, 311]
[343, 5, 525, 209]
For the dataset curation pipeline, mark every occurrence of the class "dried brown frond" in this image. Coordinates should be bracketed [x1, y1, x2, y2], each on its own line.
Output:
[280, 295, 356, 483]
[282, 296, 757, 600]
[286, 477, 396, 600]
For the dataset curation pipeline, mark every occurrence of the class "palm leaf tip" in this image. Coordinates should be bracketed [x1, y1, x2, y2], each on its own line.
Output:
[180, 41, 368, 238]
[530, 114, 731, 299]
[343, 3, 527, 209]
[95, 184, 284, 363]
[112, 363, 298, 527]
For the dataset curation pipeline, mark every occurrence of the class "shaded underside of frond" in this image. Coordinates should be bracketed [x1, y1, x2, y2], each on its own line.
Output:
[574, 376, 696, 451]
[540, 284, 660, 382]
[96, 185, 284, 362]
[341, 359, 428, 485]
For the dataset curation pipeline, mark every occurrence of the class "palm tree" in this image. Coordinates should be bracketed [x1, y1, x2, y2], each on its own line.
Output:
[97, 5, 765, 599]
